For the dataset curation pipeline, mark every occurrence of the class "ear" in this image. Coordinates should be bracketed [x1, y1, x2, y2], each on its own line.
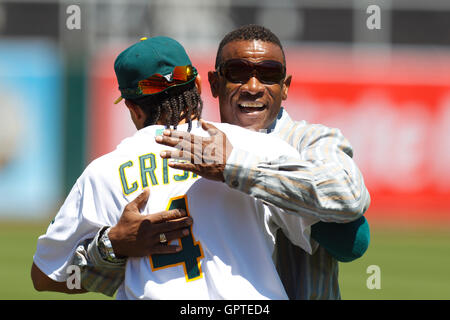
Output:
[125, 99, 138, 117]
[195, 74, 202, 95]
[281, 75, 292, 101]
[208, 71, 219, 98]
[125, 100, 146, 129]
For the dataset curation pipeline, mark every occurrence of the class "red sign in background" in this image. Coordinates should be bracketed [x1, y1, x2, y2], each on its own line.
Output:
[88, 45, 450, 223]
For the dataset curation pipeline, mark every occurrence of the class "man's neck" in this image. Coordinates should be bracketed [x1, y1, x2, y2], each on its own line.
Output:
[265, 107, 285, 133]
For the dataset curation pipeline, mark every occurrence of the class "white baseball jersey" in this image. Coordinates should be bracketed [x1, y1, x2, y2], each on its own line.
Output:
[33, 120, 318, 300]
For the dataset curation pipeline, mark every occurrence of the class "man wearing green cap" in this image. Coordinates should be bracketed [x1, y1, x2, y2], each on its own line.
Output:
[31, 36, 204, 295]
[31, 36, 320, 299]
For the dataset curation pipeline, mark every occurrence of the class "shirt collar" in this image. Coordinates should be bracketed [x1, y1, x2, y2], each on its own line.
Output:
[265, 107, 293, 133]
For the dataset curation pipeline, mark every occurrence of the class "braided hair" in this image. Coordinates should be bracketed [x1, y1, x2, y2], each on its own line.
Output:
[128, 81, 203, 132]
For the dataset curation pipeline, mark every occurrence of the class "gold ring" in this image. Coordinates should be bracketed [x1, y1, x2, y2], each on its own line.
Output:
[159, 233, 167, 244]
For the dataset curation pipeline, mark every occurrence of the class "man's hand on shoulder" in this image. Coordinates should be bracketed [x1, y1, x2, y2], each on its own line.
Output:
[156, 120, 233, 181]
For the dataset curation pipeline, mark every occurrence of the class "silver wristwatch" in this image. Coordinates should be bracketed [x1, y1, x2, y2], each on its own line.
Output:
[97, 226, 126, 264]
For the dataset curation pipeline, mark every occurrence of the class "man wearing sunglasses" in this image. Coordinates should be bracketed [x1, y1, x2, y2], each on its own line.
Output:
[156, 24, 371, 300]
[31, 36, 319, 299]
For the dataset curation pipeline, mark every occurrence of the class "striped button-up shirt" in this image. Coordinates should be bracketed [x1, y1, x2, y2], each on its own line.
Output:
[223, 107, 370, 299]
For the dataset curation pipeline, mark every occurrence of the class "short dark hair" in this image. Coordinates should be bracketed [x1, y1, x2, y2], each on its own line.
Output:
[215, 24, 286, 69]
[128, 83, 203, 132]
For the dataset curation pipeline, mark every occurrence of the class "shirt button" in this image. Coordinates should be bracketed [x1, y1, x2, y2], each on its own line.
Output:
[231, 180, 239, 188]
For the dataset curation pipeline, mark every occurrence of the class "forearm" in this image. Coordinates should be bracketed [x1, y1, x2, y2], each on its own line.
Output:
[31, 262, 87, 294]
[224, 148, 370, 223]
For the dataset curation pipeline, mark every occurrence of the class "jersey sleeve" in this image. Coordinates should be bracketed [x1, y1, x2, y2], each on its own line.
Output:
[224, 124, 370, 223]
[33, 170, 105, 282]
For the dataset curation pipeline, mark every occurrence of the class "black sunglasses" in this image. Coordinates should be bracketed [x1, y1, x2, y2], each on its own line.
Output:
[217, 59, 286, 85]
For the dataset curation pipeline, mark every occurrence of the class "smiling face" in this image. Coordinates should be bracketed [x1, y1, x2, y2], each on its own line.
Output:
[209, 40, 291, 131]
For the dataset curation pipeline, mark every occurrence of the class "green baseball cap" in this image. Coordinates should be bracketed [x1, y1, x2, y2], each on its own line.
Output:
[114, 36, 196, 103]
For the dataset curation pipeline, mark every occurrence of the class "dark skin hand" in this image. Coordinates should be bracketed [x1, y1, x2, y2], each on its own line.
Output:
[156, 120, 233, 182]
[108, 187, 193, 257]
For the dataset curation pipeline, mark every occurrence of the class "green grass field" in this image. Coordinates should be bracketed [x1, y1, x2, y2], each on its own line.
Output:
[0, 220, 449, 300]
[339, 224, 450, 299]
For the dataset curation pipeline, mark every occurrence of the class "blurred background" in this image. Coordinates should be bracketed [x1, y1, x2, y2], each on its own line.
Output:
[0, 0, 449, 299]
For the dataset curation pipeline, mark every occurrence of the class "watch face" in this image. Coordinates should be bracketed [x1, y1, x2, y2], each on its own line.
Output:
[97, 229, 112, 258]
[98, 228, 125, 263]
[98, 238, 108, 257]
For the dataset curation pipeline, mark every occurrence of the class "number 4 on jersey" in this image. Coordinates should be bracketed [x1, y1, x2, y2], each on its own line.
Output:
[150, 195, 204, 281]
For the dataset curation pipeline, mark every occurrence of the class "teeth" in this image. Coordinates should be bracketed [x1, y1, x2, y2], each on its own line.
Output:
[239, 102, 265, 108]
[238, 102, 266, 114]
